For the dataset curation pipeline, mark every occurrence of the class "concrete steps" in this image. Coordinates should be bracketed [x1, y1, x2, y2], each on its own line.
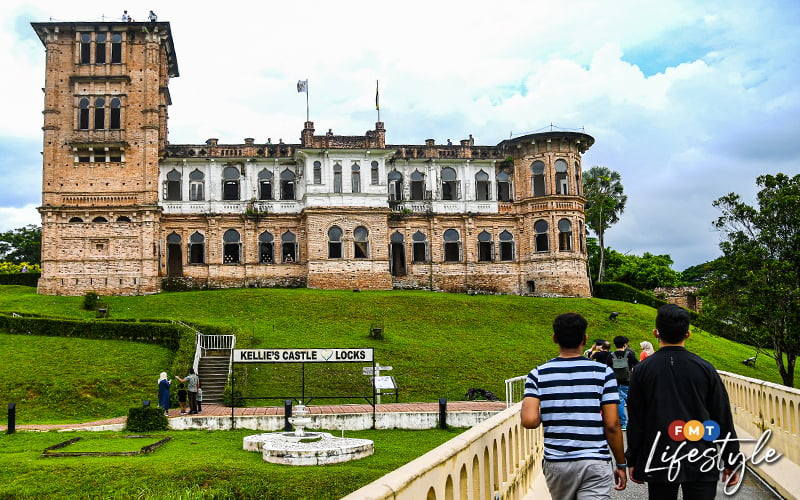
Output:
[198, 355, 230, 405]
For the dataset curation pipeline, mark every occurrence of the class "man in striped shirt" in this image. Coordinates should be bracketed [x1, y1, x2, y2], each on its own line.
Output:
[522, 312, 628, 498]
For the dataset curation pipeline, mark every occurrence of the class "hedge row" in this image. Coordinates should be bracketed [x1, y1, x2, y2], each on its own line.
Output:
[0, 273, 40, 287]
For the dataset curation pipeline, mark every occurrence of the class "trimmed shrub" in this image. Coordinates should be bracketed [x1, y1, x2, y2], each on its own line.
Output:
[0, 273, 40, 287]
[126, 406, 168, 432]
[83, 292, 100, 311]
[593, 282, 668, 309]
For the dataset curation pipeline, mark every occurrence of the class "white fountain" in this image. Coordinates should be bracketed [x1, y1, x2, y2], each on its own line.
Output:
[243, 402, 374, 466]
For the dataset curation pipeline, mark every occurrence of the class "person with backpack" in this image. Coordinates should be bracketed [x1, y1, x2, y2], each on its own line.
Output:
[607, 335, 638, 430]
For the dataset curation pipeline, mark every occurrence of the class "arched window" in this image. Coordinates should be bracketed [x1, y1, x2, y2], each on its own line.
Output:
[558, 219, 573, 251]
[280, 170, 296, 200]
[92, 216, 107, 223]
[497, 171, 512, 202]
[95, 33, 107, 64]
[110, 33, 122, 64]
[189, 169, 205, 201]
[116, 216, 131, 223]
[328, 226, 343, 259]
[354, 226, 369, 259]
[579, 221, 585, 252]
[388, 170, 403, 201]
[352, 163, 361, 193]
[532, 161, 546, 197]
[110, 98, 121, 129]
[313, 161, 322, 185]
[475, 171, 491, 201]
[333, 163, 343, 194]
[499, 230, 514, 261]
[443, 229, 461, 262]
[412, 230, 428, 262]
[574, 162, 581, 196]
[441, 167, 459, 200]
[282, 231, 297, 263]
[222, 166, 240, 201]
[69, 216, 83, 223]
[223, 229, 241, 264]
[534, 220, 549, 252]
[478, 230, 493, 262]
[164, 169, 182, 201]
[410, 170, 426, 200]
[94, 97, 105, 130]
[78, 98, 90, 130]
[259, 231, 274, 263]
[555, 159, 569, 195]
[189, 231, 205, 264]
[167, 232, 181, 244]
[79, 33, 91, 64]
[258, 169, 274, 200]
[371, 161, 379, 185]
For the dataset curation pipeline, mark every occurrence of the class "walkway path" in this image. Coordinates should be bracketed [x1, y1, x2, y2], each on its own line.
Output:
[0, 401, 507, 432]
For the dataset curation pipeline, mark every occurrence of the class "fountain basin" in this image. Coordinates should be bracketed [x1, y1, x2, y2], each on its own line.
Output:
[243, 432, 374, 465]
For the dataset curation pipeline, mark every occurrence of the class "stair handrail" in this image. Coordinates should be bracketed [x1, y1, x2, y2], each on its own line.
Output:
[171, 321, 236, 398]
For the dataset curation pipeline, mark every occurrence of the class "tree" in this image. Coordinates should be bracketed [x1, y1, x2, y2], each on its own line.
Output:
[0, 225, 42, 265]
[583, 166, 627, 282]
[606, 252, 681, 290]
[704, 173, 800, 387]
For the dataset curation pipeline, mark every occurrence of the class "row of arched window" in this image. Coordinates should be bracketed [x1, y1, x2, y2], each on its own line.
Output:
[531, 159, 581, 197]
[78, 96, 122, 130]
[68, 216, 131, 223]
[164, 167, 297, 202]
[79, 32, 123, 65]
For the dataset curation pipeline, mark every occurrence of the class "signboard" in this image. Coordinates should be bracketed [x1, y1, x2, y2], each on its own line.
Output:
[373, 376, 397, 390]
[233, 348, 373, 363]
[363, 365, 393, 375]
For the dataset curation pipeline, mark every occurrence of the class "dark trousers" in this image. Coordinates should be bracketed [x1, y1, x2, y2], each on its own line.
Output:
[648, 481, 717, 500]
[188, 391, 199, 413]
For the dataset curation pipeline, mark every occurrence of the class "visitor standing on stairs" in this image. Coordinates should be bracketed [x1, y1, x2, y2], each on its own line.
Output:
[175, 368, 200, 414]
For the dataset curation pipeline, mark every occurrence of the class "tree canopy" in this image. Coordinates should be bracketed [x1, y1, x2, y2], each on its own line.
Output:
[587, 239, 681, 290]
[704, 173, 800, 387]
[583, 166, 627, 282]
[0, 225, 41, 265]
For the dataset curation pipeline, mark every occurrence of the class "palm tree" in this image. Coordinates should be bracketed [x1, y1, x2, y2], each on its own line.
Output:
[583, 166, 627, 282]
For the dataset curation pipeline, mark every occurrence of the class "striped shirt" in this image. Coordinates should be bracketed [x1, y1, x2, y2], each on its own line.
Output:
[524, 356, 619, 461]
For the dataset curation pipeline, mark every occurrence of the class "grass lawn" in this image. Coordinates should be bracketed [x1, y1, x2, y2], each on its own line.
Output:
[0, 428, 462, 499]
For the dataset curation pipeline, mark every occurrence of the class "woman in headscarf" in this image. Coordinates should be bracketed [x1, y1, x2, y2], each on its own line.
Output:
[158, 371, 171, 416]
[639, 341, 655, 361]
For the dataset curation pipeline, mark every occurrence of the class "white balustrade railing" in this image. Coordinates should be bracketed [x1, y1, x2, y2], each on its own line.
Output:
[505, 375, 527, 408]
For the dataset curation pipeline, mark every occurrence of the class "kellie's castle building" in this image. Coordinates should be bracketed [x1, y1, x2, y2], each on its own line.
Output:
[32, 19, 595, 297]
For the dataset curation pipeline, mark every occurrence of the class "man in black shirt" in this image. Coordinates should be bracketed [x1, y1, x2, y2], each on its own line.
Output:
[626, 304, 740, 499]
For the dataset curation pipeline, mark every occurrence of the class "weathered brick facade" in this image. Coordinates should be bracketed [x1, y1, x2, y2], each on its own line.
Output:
[32, 20, 595, 298]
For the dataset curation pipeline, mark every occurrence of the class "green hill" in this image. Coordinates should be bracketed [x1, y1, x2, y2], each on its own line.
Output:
[1, 285, 792, 423]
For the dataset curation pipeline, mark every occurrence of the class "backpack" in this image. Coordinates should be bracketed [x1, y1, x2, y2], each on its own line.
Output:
[611, 351, 631, 384]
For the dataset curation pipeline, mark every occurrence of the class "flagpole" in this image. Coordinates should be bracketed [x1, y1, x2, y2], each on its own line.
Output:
[306, 85, 310, 123]
[376, 80, 380, 123]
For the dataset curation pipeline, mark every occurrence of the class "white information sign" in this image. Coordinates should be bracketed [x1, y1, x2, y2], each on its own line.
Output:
[373, 376, 397, 390]
[233, 348, 374, 363]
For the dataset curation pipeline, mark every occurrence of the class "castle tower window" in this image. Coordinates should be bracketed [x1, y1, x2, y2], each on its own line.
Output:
[333, 163, 342, 193]
[328, 226, 343, 259]
[534, 220, 549, 252]
[555, 159, 569, 195]
[282, 231, 297, 263]
[110, 33, 122, 64]
[92, 216, 108, 223]
[532, 161, 546, 197]
[497, 171, 512, 202]
[313, 161, 322, 185]
[166, 232, 183, 277]
[441, 167, 460, 200]
[388, 170, 403, 201]
[189, 169, 205, 201]
[280, 169, 296, 200]
[258, 169, 274, 200]
[116, 216, 131, 223]
[223, 229, 241, 264]
[110, 98, 121, 129]
[189, 231, 205, 264]
[79, 33, 91, 64]
[351, 163, 361, 193]
[499, 230, 515, 261]
[475, 170, 491, 201]
[259, 231, 274, 264]
[558, 219, 573, 251]
[95, 33, 107, 64]
[93, 97, 106, 129]
[443, 229, 461, 262]
[574, 162, 581, 196]
[353, 226, 369, 259]
[478, 230, 493, 261]
[69, 217, 83, 223]
[222, 166, 240, 201]
[410, 170, 425, 201]
[78, 98, 90, 130]
[371, 161, 380, 185]
[579, 221, 585, 252]
[412, 230, 428, 263]
[390, 231, 406, 276]
[164, 169, 182, 201]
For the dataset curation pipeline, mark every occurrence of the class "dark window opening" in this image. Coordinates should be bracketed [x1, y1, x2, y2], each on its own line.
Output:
[499, 230, 514, 261]
[79, 98, 90, 130]
[189, 232, 205, 264]
[352, 164, 361, 193]
[558, 219, 573, 251]
[80, 33, 91, 64]
[535, 220, 549, 252]
[93, 97, 105, 129]
[223, 229, 241, 264]
[478, 231, 493, 262]
[95, 34, 106, 63]
[110, 98, 121, 129]
[110, 34, 122, 63]
[441, 167, 459, 200]
[354, 226, 369, 259]
[328, 226, 343, 259]
[390, 232, 406, 277]
[555, 159, 569, 195]
[476, 171, 490, 201]
[388, 170, 403, 201]
[165, 170, 181, 201]
[259, 231, 274, 263]
[313, 161, 322, 184]
[532, 160, 546, 197]
[444, 228, 460, 262]
[371, 161, 379, 185]
[282, 231, 297, 263]
[280, 170, 296, 200]
[189, 169, 204, 201]
[410, 170, 425, 201]
[497, 171, 512, 202]
[333, 164, 342, 193]
[412, 230, 428, 263]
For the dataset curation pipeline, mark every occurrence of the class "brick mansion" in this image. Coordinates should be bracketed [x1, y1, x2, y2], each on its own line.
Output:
[32, 19, 595, 297]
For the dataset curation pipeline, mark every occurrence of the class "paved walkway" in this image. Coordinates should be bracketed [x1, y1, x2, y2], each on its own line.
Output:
[0, 401, 507, 432]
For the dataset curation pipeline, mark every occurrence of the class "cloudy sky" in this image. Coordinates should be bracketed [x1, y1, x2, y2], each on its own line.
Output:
[2, 0, 798, 271]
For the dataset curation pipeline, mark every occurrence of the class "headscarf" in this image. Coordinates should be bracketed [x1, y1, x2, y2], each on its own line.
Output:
[158, 372, 168, 383]
[640, 341, 655, 356]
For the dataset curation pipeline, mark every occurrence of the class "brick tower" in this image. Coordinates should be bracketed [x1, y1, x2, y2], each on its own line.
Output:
[31, 20, 178, 295]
